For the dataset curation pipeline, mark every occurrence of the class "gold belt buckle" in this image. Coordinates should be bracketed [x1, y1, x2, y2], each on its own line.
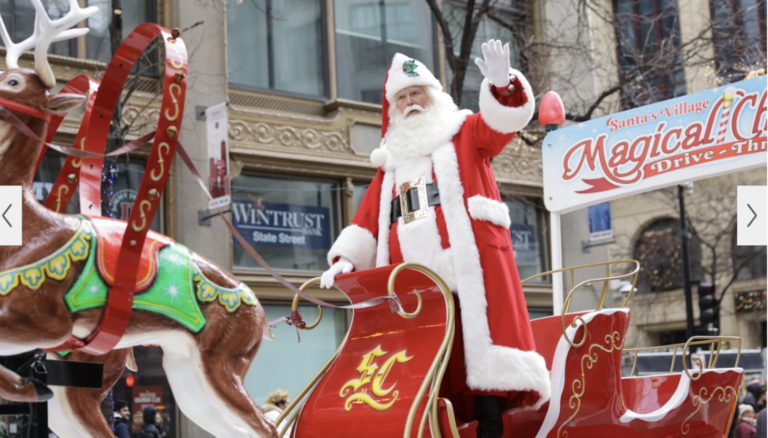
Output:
[399, 176, 429, 224]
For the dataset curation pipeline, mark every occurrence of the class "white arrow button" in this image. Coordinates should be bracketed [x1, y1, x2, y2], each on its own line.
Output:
[738, 186, 766, 246]
[0, 186, 21, 246]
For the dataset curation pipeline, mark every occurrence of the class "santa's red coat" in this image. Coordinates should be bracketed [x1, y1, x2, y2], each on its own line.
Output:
[327, 70, 551, 417]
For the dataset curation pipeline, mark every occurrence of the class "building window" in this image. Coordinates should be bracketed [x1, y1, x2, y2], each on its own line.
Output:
[709, 0, 767, 83]
[227, 0, 327, 97]
[111, 346, 180, 438]
[633, 218, 702, 293]
[334, 0, 436, 104]
[732, 225, 767, 280]
[244, 304, 348, 406]
[528, 309, 552, 320]
[0, 0, 155, 63]
[503, 197, 549, 282]
[0, 0, 76, 57]
[34, 155, 163, 232]
[231, 174, 340, 271]
[351, 182, 370, 216]
[444, 1, 525, 111]
[614, 0, 686, 108]
[85, 0, 156, 63]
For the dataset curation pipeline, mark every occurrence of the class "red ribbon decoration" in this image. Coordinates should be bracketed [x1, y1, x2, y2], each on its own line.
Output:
[0, 96, 51, 122]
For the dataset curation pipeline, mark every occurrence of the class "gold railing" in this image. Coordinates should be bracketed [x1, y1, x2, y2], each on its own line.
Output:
[275, 263, 458, 438]
[624, 336, 742, 381]
[521, 260, 641, 348]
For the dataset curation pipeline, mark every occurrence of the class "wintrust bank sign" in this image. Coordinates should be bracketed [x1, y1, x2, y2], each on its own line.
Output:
[542, 76, 767, 213]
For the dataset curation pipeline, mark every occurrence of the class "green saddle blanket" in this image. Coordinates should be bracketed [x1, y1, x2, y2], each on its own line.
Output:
[65, 220, 258, 333]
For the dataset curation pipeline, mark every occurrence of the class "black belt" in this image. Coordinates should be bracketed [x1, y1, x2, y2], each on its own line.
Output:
[391, 182, 440, 224]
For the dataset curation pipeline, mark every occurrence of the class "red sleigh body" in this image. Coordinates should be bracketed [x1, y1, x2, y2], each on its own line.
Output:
[280, 265, 743, 438]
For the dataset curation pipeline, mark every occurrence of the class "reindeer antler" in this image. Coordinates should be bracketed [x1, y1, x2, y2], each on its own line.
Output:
[0, 0, 98, 88]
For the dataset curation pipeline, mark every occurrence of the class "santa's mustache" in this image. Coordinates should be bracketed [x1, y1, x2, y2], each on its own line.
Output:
[403, 104, 427, 117]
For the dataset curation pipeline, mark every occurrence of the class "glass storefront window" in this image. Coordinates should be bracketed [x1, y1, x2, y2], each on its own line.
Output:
[504, 197, 549, 282]
[334, 0, 436, 104]
[232, 174, 340, 271]
[528, 309, 552, 320]
[245, 304, 348, 406]
[34, 155, 163, 232]
[227, 0, 326, 97]
[352, 182, 370, 216]
[86, 0, 155, 63]
[111, 346, 179, 438]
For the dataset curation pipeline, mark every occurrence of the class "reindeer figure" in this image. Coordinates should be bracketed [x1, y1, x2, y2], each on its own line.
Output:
[0, 2, 276, 437]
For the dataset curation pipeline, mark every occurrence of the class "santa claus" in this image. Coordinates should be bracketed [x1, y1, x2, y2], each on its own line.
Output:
[321, 40, 550, 437]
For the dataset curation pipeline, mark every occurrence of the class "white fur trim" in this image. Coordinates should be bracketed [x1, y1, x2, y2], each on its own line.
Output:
[432, 144, 551, 401]
[468, 195, 512, 228]
[327, 225, 377, 271]
[385, 53, 442, 104]
[478, 68, 535, 134]
[436, 248, 457, 292]
[376, 172, 396, 266]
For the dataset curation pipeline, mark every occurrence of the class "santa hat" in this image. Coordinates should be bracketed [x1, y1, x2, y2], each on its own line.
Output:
[371, 54, 443, 168]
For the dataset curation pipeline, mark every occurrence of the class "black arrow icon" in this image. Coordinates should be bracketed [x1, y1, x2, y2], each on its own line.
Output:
[747, 204, 757, 227]
[2, 204, 10, 227]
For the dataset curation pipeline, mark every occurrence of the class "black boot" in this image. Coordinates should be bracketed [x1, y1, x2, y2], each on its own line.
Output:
[475, 395, 504, 438]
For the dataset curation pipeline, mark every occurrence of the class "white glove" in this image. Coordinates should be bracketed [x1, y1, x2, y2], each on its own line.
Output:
[474, 39, 511, 88]
[320, 257, 354, 289]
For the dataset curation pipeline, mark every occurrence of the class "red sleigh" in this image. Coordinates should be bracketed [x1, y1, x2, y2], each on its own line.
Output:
[276, 261, 743, 438]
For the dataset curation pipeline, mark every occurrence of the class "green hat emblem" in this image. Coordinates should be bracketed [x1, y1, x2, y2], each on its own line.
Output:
[402, 59, 419, 77]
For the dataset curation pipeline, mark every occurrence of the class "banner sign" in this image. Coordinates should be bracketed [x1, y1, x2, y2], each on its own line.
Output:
[206, 102, 231, 210]
[232, 200, 331, 250]
[543, 76, 767, 213]
[588, 202, 612, 241]
[132, 385, 163, 414]
[510, 223, 539, 263]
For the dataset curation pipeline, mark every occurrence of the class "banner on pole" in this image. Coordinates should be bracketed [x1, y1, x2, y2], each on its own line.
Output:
[542, 76, 767, 213]
[206, 102, 231, 210]
[588, 202, 612, 241]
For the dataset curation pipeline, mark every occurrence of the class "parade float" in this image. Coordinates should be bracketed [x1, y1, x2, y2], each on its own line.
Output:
[0, 3, 764, 436]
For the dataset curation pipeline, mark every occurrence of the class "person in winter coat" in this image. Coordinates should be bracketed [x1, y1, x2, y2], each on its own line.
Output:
[738, 404, 758, 438]
[113, 400, 131, 438]
[140, 406, 161, 438]
[321, 40, 550, 437]
[261, 390, 292, 436]
[757, 408, 767, 438]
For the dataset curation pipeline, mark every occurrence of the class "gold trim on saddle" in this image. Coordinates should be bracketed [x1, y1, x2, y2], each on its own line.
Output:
[399, 176, 429, 224]
[192, 264, 258, 313]
[0, 220, 91, 295]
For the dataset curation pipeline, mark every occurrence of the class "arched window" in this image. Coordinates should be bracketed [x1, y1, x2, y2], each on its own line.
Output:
[732, 225, 767, 280]
[633, 218, 702, 293]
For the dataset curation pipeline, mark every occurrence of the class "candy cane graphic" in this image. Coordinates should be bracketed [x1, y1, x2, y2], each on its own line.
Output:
[717, 87, 736, 144]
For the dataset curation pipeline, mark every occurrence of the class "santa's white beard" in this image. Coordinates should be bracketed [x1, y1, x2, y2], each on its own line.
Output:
[384, 89, 460, 164]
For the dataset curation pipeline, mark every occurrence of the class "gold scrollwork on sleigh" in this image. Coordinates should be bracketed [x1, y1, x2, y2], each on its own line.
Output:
[557, 332, 624, 438]
[681, 386, 737, 436]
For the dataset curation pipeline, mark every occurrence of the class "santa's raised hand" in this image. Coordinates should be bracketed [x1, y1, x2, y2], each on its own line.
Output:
[475, 39, 512, 88]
